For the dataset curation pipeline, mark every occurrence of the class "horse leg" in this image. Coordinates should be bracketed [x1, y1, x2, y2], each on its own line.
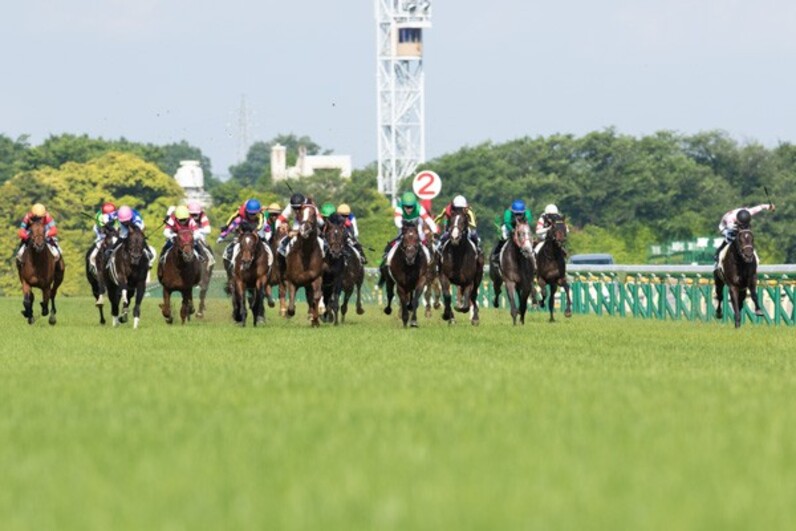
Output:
[341, 287, 351, 323]
[236, 281, 247, 326]
[133, 284, 145, 329]
[255, 286, 266, 326]
[440, 274, 454, 323]
[456, 284, 472, 313]
[505, 280, 519, 325]
[714, 276, 724, 320]
[561, 278, 573, 318]
[424, 283, 432, 318]
[309, 279, 322, 328]
[470, 283, 480, 326]
[398, 285, 410, 327]
[730, 285, 742, 328]
[547, 283, 558, 322]
[491, 274, 503, 308]
[519, 286, 530, 325]
[40, 285, 51, 317]
[180, 290, 191, 324]
[197, 276, 208, 319]
[21, 281, 34, 324]
[161, 289, 174, 325]
[749, 275, 764, 317]
[383, 277, 395, 316]
[265, 283, 275, 308]
[286, 282, 297, 318]
[409, 285, 423, 328]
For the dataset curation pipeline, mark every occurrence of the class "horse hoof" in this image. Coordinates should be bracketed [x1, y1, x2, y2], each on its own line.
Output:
[268, 300, 275, 308]
[236, 321, 245, 328]
[256, 317, 265, 325]
[425, 309, 432, 318]
[755, 309, 764, 317]
[410, 321, 419, 328]
[196, 312, 204, 319]
[433, 302, 441, 310]
[356, 307, 365, 315]
[28, 316, 35, 325]
[471, 319, 479, 326]
[455, 306, 470, 314]
[384, 307, 392, 315]
[286, 309, 295, 318]
[565, 310, 572, 318]
[134, 317, 140, 329]
[48, 315, 56, 326]
[448, 319, 456, 326]
[492, 298, 499, 308]
[119, 315, 128, 324]
[165, 317, 173, 325]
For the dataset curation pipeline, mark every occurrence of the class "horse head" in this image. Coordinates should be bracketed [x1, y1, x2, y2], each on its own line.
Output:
[324, 222, 345, 259]
[126, 225, 146, 265]
[449, 211, 468, 246]
[512, 220, 534, 258]
[735, 228, 756, 264]
[546, 214, 568, 248]
[28, 219, 47, 252]
[298, 205, 317, 240]
[177, 228, 195, 262]
[238, 229, 259, 271]
[401, 222, 421, 266]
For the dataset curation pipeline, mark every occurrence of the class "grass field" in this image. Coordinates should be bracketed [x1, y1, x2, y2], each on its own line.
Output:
[1, 295, 795, 530]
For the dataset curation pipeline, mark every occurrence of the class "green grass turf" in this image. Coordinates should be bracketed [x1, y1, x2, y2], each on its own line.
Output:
[0, 296, 794, 530]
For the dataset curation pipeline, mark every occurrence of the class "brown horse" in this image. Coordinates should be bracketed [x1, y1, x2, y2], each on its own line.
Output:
[422, 226, 441, 317]
[490, 220, 535, 325]
[321, 220, 346, 325]
[230, 227, 271, 327]
[157, 228, 202, 325]
[195, 240, 215, 319]
[535, 214, 572, 321]
[283, 204, 325, 327]
[379, 222, 429, 327]
[266, 224, 288, 316]
[85, 226, 116, 325]
[17, 219, 65, 325]
[106, 225, 150, 328]
[714, 228, 763, 328]
[438, 211, 484, 325]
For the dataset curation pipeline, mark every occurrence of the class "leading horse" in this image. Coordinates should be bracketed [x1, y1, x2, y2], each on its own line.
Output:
[230, 224, 271, 327]
[283, 204, 326, 327]
[321, 220, 346, 325]
[437, 211, 484, 325]
[85, 226, 116, 325]
[157, 228, 202, 324]
[490, 219, 536, 325]
[17, 219, 65, 325]
[106, 225, 150, 328]
[535, 214, 572, 322]
[714, 228, 763, 328]
[379, 222, 429, 328]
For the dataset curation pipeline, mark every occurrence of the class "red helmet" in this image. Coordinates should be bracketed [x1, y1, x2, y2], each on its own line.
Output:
[101, 202, 116, 214]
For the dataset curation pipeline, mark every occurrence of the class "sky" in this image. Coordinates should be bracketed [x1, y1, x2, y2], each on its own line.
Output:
[2, 0, 796, 178]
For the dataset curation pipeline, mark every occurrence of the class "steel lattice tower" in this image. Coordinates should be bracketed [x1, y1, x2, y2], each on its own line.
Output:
[375, 0, 432, 203]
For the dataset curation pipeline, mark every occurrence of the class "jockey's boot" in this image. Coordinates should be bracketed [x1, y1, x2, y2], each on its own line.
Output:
[15, 241, 26, 262]
[277, 236, 289, 257]
[194, 243, 206, 262]
[355, 241, 368, 264]
[161, 239, 173, 258]
[713, 241, 728, 268]
[146, 245, 157, 268]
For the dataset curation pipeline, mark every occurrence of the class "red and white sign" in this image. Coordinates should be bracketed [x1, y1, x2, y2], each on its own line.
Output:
[412, 170, 442, 200]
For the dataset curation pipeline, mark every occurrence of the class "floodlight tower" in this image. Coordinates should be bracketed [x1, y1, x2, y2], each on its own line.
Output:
[376, 0, 432, 203]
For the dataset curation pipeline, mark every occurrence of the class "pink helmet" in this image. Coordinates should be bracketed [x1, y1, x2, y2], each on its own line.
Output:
[118, 205, 133, 223]
[187, 201, 202, 215]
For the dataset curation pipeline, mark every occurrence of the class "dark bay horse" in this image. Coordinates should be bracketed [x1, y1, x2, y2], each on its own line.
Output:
[340, 241, 365, 323]
[196, 240, 215, 319]
[85, 227, 116, 325]
[490, 220, 535, 325]
[438, 211, 484, 325]
[230, 227, 271, 327]
[284, 204, 325, 327]
[535, 214, 572, 321]
[714, 228, 763, 328]
[266, 224, 288, 316]
[379, 222, 428, 327]
[157, 228, 202, 325]
[17, 219, 65, 325]
[422, 226, 441, 318]
[106, 225, 150, 328]
[321, 221, 346, 325]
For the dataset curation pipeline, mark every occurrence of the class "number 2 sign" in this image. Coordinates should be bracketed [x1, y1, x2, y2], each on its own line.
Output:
[412, 171, 442, 200]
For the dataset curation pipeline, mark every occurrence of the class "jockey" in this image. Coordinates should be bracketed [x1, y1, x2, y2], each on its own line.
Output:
[161, 205, 204, 261]
[187, 200, 213, 262]
[320, 202, 337, 222]
[217, 198, 269, 263]
[714, 203, 775, 265]
[337, 203, 367, 264]
[264, 202, 283, 239]
[492, 199, 533, 259]
[108, 205, 156, 266]
[534, 203, 567, 255]
[381, 191, 437, 263]
[16, 203, 61, 261]
[88, 202, 118, 274]
[275, 192, 327, 257]
[434, 194, 480, 252]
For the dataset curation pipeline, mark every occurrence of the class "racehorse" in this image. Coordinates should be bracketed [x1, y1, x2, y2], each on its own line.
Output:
[266, 224, 288, 316]
[106, 225, 150, 328]
[157, 228, 202, 325]
[535, 214, 572, 321]
[283, 204, 325, 327]
[321, 220, 346, 325]
[85, 226, 116, 325]
[437, 211, 484, 325]
[340, 237, 366, 323]
[422, 225, 441, 318]
[195, 240, 215, 319]
[379, 222, 428, 327]
[17, 219, 65, 325]
[230, 224, 271, 326]
[490, 219, 536, 325]
[714, 227, 763, 328]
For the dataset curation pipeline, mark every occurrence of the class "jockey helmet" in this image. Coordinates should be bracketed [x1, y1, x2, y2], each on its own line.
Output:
[245, 198, 261, 215]
[321, 202, 336, 217]
[266, 202, 282, 214]
[175, 205, 191, 221]
[101, 202, 116, 214]
[401, 191, 418, 208]
[187, 201, 202, 215]
[337, 203, 351, 216]
[290, 193, 306, 209]
[510, 199, 526, 214]
[31, 203, 46, 217]
[452, 195, 468, 208]
[118, 206, 133, 223]
[736, 209, 752, 227]
[544, 204, 559, 215]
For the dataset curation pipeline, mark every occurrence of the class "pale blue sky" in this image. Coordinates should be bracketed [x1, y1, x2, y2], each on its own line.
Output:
[2, 1, 796, 177]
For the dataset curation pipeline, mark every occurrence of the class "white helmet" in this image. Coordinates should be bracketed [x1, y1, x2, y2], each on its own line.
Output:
[452, 195, 468, 208]
[544, 204, 559, 215]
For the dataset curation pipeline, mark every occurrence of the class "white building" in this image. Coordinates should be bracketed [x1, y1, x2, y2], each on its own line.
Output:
[174, 160, 212, 207]
[271, 144, 352, 181]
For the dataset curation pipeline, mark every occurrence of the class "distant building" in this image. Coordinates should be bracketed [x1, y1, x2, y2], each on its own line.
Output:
[174, 160, 212, 207]
[271, 144, 352, 181]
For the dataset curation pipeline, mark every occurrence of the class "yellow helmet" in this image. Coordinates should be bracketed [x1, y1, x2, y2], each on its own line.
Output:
[31, 204, 46, 217]
[266, 202, 282, 214]
[174, 205, 191, 220]
[337, 203, 351, 216]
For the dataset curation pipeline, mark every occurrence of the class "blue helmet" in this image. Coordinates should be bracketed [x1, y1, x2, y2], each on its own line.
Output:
[245, 198, 261, 214]
[510, 199, 526, 213]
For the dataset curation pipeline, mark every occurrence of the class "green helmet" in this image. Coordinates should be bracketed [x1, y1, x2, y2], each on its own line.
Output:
[321, 202, 336, 217]
[400, 192, 418, 207]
